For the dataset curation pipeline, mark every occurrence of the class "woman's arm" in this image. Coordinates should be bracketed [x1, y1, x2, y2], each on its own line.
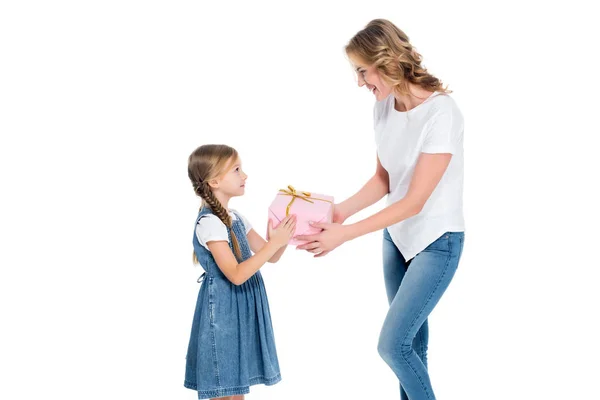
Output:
[345, 153, 452, 240]
[335, 153, 389, 222]
[295, 153, 452, 255]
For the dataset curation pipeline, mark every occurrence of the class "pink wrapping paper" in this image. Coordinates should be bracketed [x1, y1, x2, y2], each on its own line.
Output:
[267, 186, 334, 246]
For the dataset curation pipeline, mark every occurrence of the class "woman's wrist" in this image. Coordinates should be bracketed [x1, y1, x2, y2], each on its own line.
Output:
[335, 201, 352, 222]
[343, 223, 360, 242]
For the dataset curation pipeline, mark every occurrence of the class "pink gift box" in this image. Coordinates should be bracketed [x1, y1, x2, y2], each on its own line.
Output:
[267, 185, 334, 246]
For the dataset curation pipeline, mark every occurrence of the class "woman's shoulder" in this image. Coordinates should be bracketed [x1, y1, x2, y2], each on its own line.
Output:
[426, 92, 463, 121]
[429, 92, 460, 110]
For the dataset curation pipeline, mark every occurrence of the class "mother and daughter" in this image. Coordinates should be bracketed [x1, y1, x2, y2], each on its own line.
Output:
[184, 19, 465, 400]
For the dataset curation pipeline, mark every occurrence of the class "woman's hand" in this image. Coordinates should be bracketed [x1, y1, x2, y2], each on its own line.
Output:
[295, 221, 350, 258]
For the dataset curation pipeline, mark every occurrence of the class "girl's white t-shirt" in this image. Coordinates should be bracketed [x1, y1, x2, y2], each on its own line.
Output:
[374, 92, 465, 261]
[195, 209, 252, 250]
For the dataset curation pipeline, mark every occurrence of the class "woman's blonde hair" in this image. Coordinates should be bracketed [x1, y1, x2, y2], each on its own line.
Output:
[345, 19, 451, 96]
[188, 144, 243, 264]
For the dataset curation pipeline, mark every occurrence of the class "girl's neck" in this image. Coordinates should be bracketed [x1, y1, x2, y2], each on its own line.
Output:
[213, 191, 231, 212]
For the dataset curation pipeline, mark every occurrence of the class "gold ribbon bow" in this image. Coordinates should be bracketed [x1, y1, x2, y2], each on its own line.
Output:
[277, 185, 332, 216]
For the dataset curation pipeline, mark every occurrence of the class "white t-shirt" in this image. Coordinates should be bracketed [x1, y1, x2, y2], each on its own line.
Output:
[374, 92, 465, 261]
[195, 209, 253, 250]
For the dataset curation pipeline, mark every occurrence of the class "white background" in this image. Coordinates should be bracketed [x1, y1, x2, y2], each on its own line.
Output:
[1, 1, 599, 399]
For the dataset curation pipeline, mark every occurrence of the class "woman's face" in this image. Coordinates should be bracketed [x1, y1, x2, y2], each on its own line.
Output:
[350, 55, 392, 101]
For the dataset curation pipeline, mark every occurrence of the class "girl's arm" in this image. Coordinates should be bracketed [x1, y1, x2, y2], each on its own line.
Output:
[207, 240, 282, 285]
[246, 229, 287, 263]
[207, 215, 295, 284]
[335, 153, 389, 222]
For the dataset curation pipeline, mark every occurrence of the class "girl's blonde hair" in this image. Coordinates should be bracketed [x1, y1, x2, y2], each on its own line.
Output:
[345, 19, 451, 96]
[188, 144, 243, 264]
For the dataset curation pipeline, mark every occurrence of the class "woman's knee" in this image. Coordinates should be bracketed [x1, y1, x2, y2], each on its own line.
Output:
[378, 330, 412, 364]
[377, 335, 392, 364]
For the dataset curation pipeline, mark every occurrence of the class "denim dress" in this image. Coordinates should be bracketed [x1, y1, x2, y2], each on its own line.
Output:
[184, 206, 281, 399]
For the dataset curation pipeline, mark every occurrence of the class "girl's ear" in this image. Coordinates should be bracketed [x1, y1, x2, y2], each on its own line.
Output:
[208, 178, 220, 189]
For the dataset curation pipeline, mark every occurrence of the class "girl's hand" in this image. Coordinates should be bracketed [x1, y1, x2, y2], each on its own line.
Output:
[295, 221, 349, 257]
[267, 215, 297, 248]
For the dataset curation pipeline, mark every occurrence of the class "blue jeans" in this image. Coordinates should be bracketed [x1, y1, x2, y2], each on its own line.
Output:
[379, 229, 464, 400]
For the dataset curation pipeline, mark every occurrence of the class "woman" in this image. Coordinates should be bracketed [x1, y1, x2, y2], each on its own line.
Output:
[295, 19, 465, 400]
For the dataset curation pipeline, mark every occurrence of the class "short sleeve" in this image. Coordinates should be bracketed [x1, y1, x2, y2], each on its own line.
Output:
[421, 109, 464, 155]
[195, 215, 229, 250]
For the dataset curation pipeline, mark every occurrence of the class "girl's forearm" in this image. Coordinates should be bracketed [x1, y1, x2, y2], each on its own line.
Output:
[234, 241, 281, 285]
[268, 244, 287, 263]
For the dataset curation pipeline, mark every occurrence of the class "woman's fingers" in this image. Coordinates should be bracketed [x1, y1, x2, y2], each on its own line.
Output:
[296, 241, 320, 251]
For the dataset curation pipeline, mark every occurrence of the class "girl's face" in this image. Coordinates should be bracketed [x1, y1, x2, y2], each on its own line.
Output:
[214, 157, 247, 197]
[350, 55, 393, 101]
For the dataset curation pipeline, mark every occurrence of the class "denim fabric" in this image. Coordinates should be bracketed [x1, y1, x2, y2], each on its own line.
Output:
[379, 228, 464, 400]
[184, 206, 281, 399]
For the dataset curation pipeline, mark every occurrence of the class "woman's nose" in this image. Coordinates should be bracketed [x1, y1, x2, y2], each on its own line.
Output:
[357, 74, 366, 87]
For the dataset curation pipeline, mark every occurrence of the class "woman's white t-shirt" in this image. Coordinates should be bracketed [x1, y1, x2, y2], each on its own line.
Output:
[195, 209, 252, 250]
[374, 92, 465, 261]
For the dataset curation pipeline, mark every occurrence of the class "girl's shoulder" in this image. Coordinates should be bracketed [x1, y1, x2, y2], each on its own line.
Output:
[197, 213, 227, 231]
[198, 209, 250, 228]
[196, 214, 230, 249]
[228, 208, 246, 220]
[229, 209, 252, 233]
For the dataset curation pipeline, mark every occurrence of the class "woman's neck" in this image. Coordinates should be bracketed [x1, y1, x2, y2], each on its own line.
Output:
[393, 84, 435, 112]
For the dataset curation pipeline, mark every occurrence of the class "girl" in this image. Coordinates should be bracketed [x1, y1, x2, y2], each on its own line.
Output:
[296, 19, 465, 400]
[184, 144, 297, 400]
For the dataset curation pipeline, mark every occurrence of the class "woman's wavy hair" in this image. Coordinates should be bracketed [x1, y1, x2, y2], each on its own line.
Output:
[345, 19, 451, 96]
